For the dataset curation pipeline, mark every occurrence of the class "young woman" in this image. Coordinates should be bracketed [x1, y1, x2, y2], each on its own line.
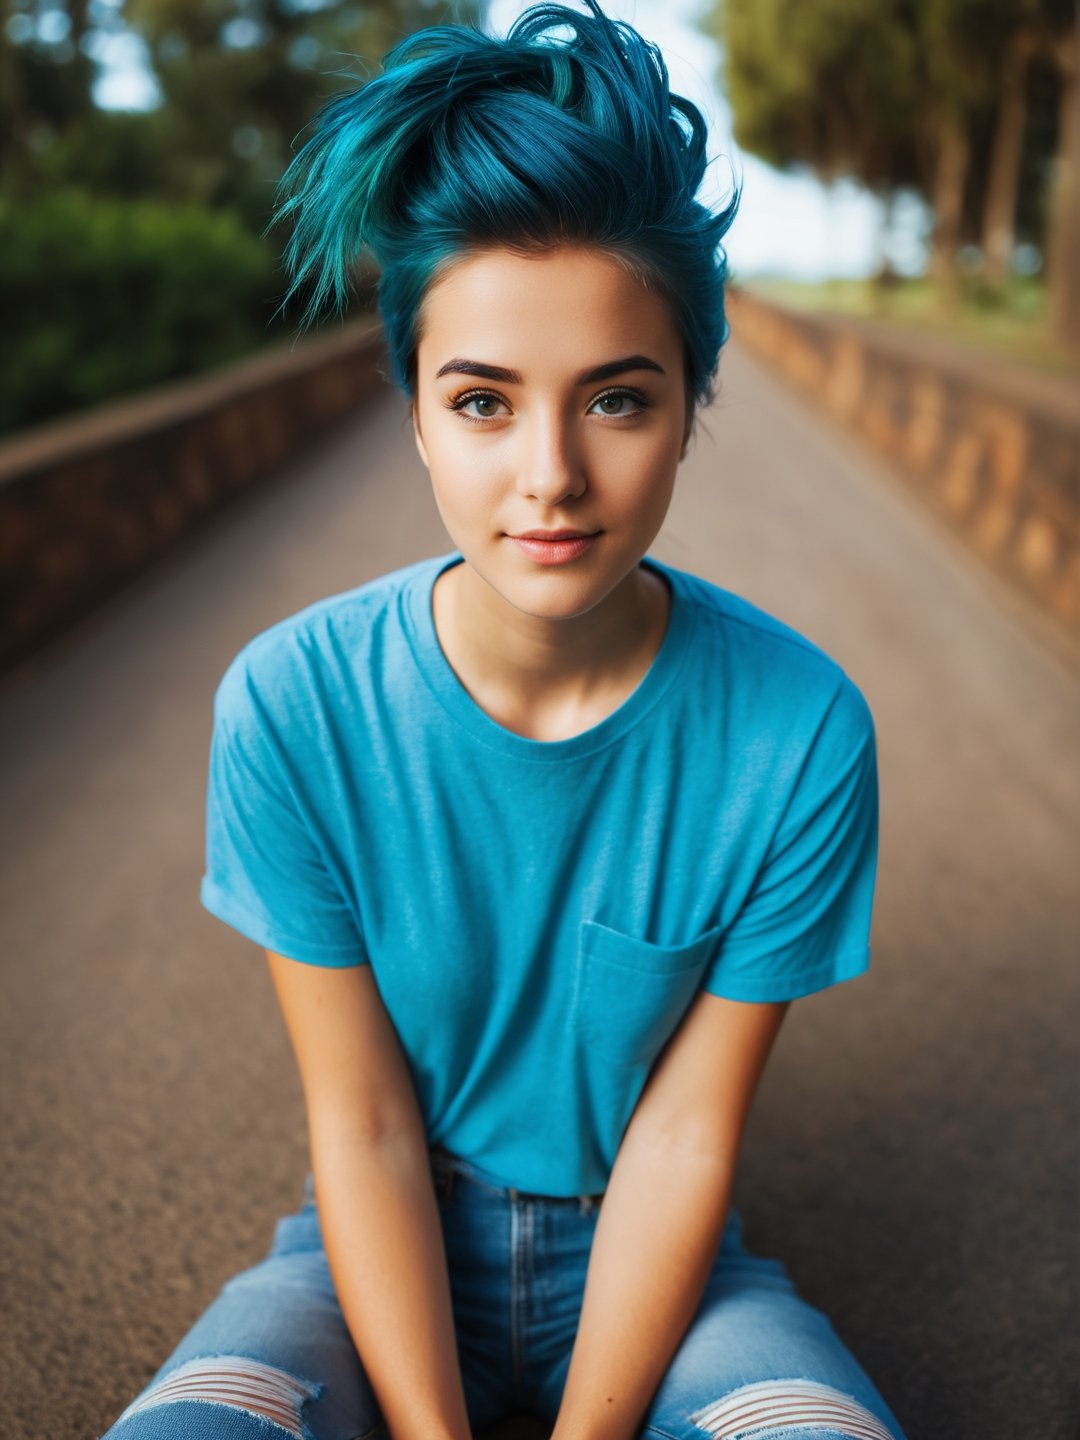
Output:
[102, 4, 907, 1439]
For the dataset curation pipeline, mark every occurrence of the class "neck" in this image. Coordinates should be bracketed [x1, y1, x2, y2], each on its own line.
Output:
[431, 557, 671, 736]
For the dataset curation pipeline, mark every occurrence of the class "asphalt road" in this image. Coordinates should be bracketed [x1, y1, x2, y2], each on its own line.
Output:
[2, 342, 1077, 1440]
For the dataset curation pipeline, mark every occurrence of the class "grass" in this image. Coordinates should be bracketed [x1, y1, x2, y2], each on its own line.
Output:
[738, 275, 1080, 381]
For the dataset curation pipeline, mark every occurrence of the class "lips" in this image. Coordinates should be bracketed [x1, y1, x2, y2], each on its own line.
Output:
[507, 532, 601, 565]
[511, 529, 601, 539]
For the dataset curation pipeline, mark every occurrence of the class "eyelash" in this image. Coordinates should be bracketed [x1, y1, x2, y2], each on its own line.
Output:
[443, 385, 653, 426]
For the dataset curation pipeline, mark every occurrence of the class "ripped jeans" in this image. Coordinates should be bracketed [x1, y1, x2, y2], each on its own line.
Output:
[100, 1145, 908, 1440]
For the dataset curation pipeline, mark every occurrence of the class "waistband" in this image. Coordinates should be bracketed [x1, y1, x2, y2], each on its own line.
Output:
[429, 1143, 605, 1215]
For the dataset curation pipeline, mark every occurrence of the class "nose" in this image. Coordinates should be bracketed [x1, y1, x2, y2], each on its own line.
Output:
[514, 409, 587, 507]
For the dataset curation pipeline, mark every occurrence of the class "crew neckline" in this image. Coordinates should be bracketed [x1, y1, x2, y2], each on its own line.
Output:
[401, 549, 695, 762]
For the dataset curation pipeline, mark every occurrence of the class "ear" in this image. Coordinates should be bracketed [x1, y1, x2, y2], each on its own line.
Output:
[412, 398, 429, 470]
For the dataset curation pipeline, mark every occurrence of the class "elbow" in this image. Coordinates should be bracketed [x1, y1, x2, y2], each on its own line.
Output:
[308, 1102, 425, 1161]
[623, 1119, 743, 1173]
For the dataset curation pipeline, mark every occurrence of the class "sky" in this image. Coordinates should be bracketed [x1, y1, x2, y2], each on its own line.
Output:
[88, 0, 932, 281]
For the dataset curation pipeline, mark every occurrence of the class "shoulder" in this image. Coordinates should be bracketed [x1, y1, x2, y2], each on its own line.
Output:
[211, 553, 439, 732]
[661, 560, 875, 756]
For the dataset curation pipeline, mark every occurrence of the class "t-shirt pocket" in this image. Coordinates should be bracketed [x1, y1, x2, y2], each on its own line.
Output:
[574, 918, 727, 1070]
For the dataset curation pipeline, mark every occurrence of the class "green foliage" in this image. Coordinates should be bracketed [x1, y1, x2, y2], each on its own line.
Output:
[119, 0, 483, 221]
[0, 0, 481, 432]
[709, 0, 1069, 200]
[709, 0, 921, 189]
[705, 0, 1077, 321]
[0, 189, 295, 436]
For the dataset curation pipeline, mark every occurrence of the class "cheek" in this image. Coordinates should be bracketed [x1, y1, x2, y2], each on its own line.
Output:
[608, 439, 679, 506]
[428, 451, 502, 522]
[624, 464, 678, 537]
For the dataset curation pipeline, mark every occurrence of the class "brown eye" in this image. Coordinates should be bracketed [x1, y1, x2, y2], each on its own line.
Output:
[446, 390, 508, 424]
[590, 387, 651, 419]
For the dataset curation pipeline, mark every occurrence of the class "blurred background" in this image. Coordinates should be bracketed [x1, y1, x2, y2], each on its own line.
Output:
[2, 4, 1078, 1440]
[0, 0, 481, 436]
[1, 0, 1077, 438]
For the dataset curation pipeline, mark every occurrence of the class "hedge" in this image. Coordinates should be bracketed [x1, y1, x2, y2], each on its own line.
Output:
[0, 190, 301, 436]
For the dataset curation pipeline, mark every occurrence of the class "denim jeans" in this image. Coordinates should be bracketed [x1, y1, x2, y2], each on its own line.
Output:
[101, 1144, 907, 1440]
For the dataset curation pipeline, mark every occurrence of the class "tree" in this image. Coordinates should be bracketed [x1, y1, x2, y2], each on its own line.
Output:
[709, 0, 922, 193]
[0, 0, 100, 179]
[704, 0, 1077, 312]
[1, 0, 481, 226]
[121, 0, 481, 230]
[0, 0, 485, 429]
[1046, 3, 1079, 346]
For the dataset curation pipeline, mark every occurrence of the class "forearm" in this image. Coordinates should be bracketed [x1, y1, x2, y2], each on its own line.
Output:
[311, 1120, 470, 1440]
[552, 1132, 735, 1440]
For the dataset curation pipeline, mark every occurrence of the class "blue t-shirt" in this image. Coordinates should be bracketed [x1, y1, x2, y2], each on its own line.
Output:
[201, 549, 879, 1196]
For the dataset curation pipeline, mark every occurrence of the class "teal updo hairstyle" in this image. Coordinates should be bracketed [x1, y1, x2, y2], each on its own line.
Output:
[267, 0, 741, 428]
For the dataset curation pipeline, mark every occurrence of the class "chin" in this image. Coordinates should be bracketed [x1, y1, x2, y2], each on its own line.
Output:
[509, 573, 624, 622]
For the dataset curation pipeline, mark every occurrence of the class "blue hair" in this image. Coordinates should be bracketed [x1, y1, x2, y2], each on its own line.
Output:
[266, 0, 740, 423]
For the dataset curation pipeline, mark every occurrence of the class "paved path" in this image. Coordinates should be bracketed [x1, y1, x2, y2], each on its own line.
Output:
[2, 343, 1077, 1440]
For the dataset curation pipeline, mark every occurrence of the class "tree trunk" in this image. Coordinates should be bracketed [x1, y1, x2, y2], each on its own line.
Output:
[868, 189, 899, 317]
[981, 30, 1035, 288]
[1047, 9, 1080, 352]
[929, 111, 970, 312]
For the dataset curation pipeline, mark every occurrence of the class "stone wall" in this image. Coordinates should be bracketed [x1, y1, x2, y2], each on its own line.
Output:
[5, 295, 1077, 678]
[728, 289, 1080, 639]
[0, 317, 388, 679]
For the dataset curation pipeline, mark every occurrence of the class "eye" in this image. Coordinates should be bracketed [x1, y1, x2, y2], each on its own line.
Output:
[589, 387, 652, 419]
[445, 389, 508, 425]
[443, 384, 653, 426]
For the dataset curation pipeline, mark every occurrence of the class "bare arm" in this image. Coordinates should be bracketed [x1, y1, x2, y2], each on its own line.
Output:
[265, 949, 470, 1440]
[551, 991, 791, 1440]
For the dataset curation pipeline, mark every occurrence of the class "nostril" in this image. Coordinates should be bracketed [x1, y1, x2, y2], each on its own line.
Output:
[113, 1355, 321, 1438]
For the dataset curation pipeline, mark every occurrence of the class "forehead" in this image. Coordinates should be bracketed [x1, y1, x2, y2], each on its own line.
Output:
[416, 245, 681, 371]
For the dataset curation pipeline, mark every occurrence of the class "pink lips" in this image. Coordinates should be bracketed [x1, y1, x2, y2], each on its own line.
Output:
[508, 533, 600, 564]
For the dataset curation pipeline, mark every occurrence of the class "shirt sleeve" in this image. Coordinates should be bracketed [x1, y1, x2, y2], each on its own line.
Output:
[701, 674, 879, 1002]
[199, 656, 370, 968]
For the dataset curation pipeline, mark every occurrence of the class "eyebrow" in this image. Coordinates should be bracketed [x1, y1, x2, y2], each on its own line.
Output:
[433, 353, 667, 385]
